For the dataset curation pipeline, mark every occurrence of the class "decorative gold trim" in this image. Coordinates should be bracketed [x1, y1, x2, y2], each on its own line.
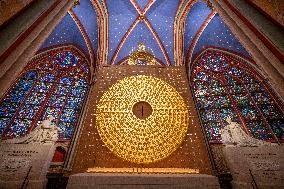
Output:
[87, 167, 199, 174]
[127, 43, 160, 65]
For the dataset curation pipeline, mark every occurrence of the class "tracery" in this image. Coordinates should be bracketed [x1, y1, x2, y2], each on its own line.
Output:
[0, 46, 90, 140]
[191, 48, 284, 143]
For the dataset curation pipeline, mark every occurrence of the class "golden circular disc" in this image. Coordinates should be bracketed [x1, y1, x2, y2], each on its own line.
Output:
[96, 75, 189, 164]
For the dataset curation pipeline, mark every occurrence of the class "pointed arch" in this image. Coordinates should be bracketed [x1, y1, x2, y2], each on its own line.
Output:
[190, 48, 284, 143]
[0, 45, 91, 140]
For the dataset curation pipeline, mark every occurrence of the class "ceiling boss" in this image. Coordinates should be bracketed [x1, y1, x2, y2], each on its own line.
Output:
[95, 75, 189, 164]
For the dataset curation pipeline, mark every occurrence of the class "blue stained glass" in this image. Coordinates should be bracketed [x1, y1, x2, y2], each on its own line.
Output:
[240, 106, 260, 121]
[41, 106, 61, 121]
[200, 109, 220, 122]
[0, 47, 89, 140]
[203, 122, 223, 143]
[228, 84, 244, 94]
[261, 104, 283, 119]
[60, 109, 78, 123]
[65, 97, 83, 109]
[246, 83, 265, 93]
[74, 79, 87, 87]
[59, 77, 73, 85]
[70, 87, 87, 98]
[0, 102, 17, 117]
[61, 53, 78, 67]
[48, 95, 66, 107]
[17, 105, 40, 119]
[269, 120, 284, 139]
[243, 74, 257, 84]
[210, 86, 226, 95]
[34, 81, 52, 92]
[6, 90, 27, 102]
[53, 52, 78, 68]
[219, 108, 239, 122]
[252, 92, 273, 104]
[192, 49, 284, 143]
[26, 92, 46, 105]
[80, 63, 89, 74]
[8, 119, 32, 137]
[24, 71, 37, 80]
[16, 79, 34, 91]
[225, 75, 240, 85]
[215, 96, 231, 108]
[195, 71, 209, 81]
[208, 79, 223, 87]
[206, 54, 228, 72]
[233, 94, 252, 107]
[0, 118, 10, 135]
[58, 122, 75, 139]
[193, 81, 209, 97]
[246, 121, 273, 140]
[53, 85, 70, 96]
[227, 67, 244, 77]
[40, 74, 55, 82]
[197, 96, 231, 109]
[196, 96, 212, 109]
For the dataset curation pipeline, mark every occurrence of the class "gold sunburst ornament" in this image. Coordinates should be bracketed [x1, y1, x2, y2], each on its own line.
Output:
[95, 75, 189, 164]
[127, 43, 160, 65]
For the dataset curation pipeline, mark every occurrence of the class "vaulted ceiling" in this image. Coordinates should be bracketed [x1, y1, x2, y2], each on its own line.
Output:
[39, 0, 251, 67]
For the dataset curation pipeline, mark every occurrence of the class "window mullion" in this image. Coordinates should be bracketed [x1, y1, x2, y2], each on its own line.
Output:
[221, 77, 252, 135]
[242, 83, 279, 142]
[3, 73, 39, 137]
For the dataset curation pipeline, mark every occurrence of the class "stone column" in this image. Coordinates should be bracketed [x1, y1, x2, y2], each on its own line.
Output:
[210, 0, 284, 100]
[0, 0, 74, 98]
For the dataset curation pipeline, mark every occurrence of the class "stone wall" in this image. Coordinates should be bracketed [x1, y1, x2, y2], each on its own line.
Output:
[0, 0, 35, 26]
[0, 143, 55, 189]
[247, 0, 284, 27]
[223, 145, 284, 189]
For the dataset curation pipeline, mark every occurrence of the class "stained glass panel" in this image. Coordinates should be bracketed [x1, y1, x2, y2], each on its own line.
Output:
[191, 49, 284, 143]
[0, 46, 90, 140]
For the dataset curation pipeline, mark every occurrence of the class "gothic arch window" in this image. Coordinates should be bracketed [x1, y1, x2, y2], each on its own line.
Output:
[190, 48, 284, 143]
[0, 46, 90, 140]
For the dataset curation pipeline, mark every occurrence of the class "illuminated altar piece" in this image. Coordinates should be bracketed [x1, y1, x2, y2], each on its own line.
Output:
[95, 75, 189, 164]
[220, 117, 271, 146]
[124, 42, 161, 65]
[3, 116, 59, 144]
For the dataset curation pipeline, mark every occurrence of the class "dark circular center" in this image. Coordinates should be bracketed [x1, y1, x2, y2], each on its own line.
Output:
[132, 101, 153, 119]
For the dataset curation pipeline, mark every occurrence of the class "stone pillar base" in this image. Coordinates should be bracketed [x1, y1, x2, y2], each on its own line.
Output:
[67, 173, 220, 189]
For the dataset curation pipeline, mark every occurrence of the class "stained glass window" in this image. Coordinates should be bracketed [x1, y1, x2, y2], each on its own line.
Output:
[191, 49, 284, 143]
[0, 46, 90, 140]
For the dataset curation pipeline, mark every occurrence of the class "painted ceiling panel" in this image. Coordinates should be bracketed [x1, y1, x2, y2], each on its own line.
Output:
[147, 0, 180, 64]
[135, 0, 149, 10]
[192, 14, 251, 60]
[73, 0, 98, 51]
[184, 2, 211, 57]
[106, 0, 138, 63]
[39, 13, 88, 56]
[114, 22, 167, 65]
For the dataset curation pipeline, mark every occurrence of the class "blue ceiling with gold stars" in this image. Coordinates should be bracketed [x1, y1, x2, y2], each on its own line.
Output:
[40, 14, 89, 55]
[184, 2, 212, 57]
[39, 0, 98, 61]
[39, 0, 251, 66]
[192, 14, 250, 58]
[184, 1, 251, 63]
